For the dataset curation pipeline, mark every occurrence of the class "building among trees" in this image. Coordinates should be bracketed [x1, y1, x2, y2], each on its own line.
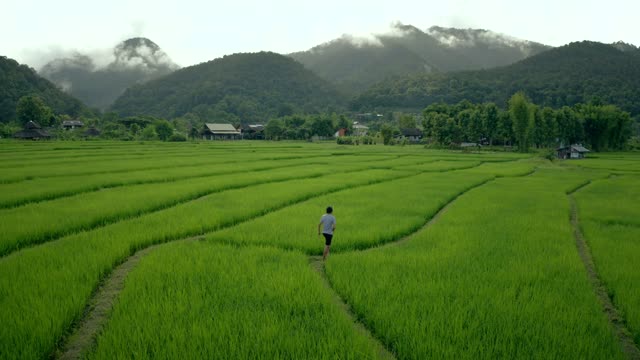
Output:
[62, 120, 84, 130]
[202, 123, 241, 140]
[13, 121, 51, 140]
[557, 144, 590, 159]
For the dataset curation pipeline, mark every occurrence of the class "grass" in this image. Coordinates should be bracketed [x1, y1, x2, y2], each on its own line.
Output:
[0, 168, 401, 359]
[574, 175, 640, 345]
[0, 141, 636, 359]
[88, 242, 384, 359]
[326, 169, 623, 359]
[206, 170, 496, 253]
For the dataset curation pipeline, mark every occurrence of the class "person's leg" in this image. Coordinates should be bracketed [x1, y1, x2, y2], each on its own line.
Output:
[323, 245, 330, 260]
[323, 234, 332, 260]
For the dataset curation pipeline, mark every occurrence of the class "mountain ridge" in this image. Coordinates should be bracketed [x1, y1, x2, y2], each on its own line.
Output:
[39, 37, 179, 110]
[109, 51, 345, 122]
[289, 23, 551, 94]
[350, 41, 640, 116]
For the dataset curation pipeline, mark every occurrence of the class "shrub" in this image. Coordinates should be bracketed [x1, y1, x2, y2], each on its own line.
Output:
[169, 133, 187, 142]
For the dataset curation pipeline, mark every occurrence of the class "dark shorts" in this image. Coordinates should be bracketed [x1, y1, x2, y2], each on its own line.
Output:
[323, 233, 333, 246]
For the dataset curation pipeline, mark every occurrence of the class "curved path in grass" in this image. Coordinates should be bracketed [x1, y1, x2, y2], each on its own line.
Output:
[55, 166, 505, 359]
[569, 186, 640, 360]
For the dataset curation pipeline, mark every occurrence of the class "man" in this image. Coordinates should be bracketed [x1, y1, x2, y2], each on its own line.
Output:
[318, 206, 336, 261]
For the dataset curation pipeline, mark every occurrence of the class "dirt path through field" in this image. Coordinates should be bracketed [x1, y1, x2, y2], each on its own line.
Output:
[51, 164, 519, 359]
[54, 236, 204, 359]
[569, 194, 640, 360]
[308, 256, 396, 360]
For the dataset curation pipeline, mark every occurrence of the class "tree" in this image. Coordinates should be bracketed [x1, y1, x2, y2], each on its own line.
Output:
[154, 120, 174, 141]
[16, 95, 53, 126]
[140, 125, 158, 140]
[483, 103, 499, 145]
[556, 106, 583, 146]
[264, 118, 284, 140]
[509, 92, 534, 152]
[398, 113, 417, 129]
[380, 124, 394, 145]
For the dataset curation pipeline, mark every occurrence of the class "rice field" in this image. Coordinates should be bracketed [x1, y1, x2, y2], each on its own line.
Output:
[0, 140, 638, 359]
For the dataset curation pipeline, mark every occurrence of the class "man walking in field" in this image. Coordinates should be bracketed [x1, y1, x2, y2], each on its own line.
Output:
[318, 206, 336, 261]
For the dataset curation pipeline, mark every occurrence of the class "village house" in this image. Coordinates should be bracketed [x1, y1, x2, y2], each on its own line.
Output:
[62, 120, 84, 130]
[557, 144, 590, 159]
[353, 123, 369, 136]
[334, 128, 348, 138]
[238, 124, 265, 139]
[400, 128, 423, 142]
[13, 121, 51, 140]
[202, 123, 241, 140]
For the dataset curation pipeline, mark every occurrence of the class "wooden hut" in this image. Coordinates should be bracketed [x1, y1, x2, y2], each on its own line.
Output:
[62, 120, 84, 130]
[13, 121, 51, 140]
[83, 127, 101, 137]
[202, 123, 241, 140]
[400, 128, 423, 142]
[557, 144, 590, 159]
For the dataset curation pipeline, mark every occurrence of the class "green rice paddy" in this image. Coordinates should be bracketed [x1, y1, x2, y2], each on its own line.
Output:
[0, 140, 637, 359]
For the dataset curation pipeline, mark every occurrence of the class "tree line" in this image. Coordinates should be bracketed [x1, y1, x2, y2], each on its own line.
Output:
[422, 92, 632, 151]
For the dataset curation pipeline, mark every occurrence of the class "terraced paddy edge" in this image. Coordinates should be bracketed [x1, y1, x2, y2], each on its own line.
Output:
[326, 170, 624, 359]
[0, 169, 409, 360]
[574, 176, 640, 353]
[86, 243, 387, 359]
[55, 235, 203, 360]
[205, 169, 524, 253]
[0, 157, 329, 208]
[55, 164, 512, 359]
[0, 163, 327, 256]
[0, 159, 396, 256]
[569, 197, 640, 360]
[0, 150, 337, 184]
[308, 257, 396, 360]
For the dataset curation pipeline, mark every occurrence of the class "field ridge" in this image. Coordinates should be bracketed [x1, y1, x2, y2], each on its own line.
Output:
[0, 161, 327, 209]
[53, 166, 493, 359]
[0, 169, 332, 258]
[55, 235, 204, 360]
[309, 256, 396, 360]
[569, 194, 640, 360]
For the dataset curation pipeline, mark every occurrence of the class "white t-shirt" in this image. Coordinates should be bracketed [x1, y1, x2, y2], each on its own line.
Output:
[319, 214, 336, 235]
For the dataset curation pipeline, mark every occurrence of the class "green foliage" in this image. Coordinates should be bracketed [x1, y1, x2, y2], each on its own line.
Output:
[110, 52, 345, 121]
[140, 125, 158, 141]
[380, 123, 394, 145]
[422, 98, 631, 151]
[168, 133, 187, 142]
[0, 56, 87, 122]
[0, 122, 20, 138]
[509, 92, 534, 152]
[154, 119, 173, 140]
[351, 41, 640, 118]
[16, 95, 54, 126]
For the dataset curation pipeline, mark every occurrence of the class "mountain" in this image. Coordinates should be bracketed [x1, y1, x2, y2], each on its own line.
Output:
[289, 23, 550, 94]
[39, 37, 178, 110]
[351, 41, 640, 117]
[0, 56, 86, 122]
[109, 52, 345, 122]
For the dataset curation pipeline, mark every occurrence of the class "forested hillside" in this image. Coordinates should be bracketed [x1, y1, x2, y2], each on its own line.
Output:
[290, 24, 549, 94]
[110, 52, 345, 123]
[0, 56, 86, 122]
[351, 41, 640, 117]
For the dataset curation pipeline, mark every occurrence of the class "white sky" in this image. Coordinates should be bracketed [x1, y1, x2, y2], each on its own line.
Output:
[2, 0, 638, 69]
